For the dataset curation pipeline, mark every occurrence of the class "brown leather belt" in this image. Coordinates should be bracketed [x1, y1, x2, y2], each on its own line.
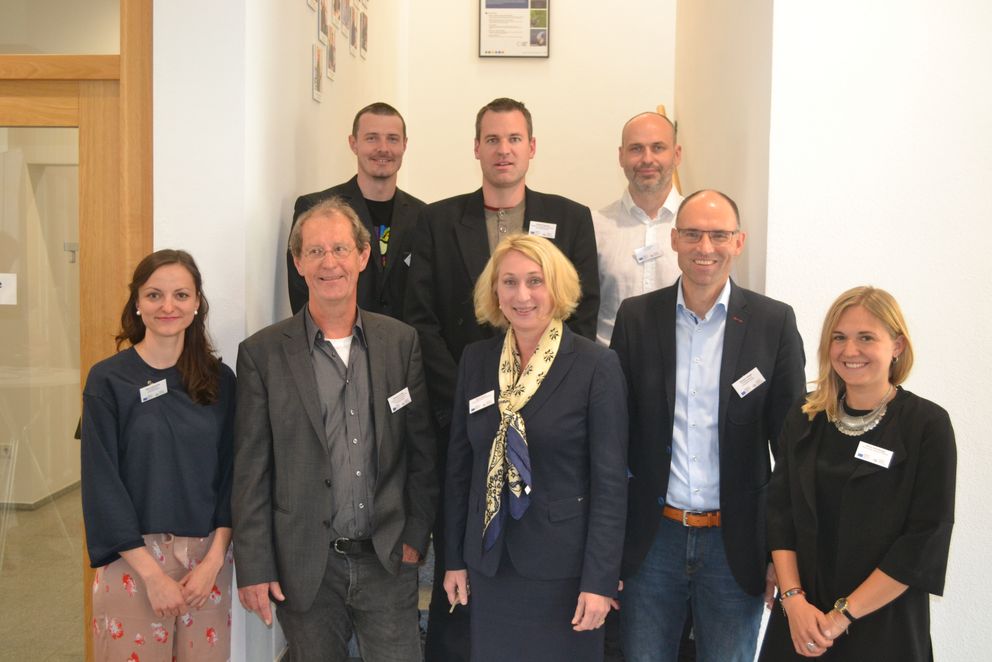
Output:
[663, 505, 721, 528]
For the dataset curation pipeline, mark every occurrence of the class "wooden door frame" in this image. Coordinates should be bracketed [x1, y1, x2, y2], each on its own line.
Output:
[0, 1, 153, 658]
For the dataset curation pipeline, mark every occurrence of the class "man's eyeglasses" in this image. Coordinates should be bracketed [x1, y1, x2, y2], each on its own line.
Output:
[302, 244, 357, 261]
[674, 229, 739, 245]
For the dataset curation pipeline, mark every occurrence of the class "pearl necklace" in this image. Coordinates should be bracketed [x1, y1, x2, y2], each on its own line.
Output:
[834, 384, 893, 437]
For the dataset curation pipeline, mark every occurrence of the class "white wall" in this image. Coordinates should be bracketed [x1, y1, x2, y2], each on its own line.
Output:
[766, 2, 992, 658]
[674, 0, 773, 291]
[402, 0, 678, 212]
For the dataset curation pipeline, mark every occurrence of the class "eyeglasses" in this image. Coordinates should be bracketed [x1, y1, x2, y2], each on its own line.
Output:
[302, 244, 357, 261]
[675, 228, 739, 245]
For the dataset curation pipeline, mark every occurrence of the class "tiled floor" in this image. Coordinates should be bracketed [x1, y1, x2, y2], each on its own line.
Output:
[0, 487, 85, 661]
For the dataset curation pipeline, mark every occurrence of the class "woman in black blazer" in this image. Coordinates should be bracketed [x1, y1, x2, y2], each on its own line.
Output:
[760, 286, 955, 660]
[443, 234, 628, 662]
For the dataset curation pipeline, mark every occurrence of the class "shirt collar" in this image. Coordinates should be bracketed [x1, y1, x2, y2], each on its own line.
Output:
[620, 187, 684, 224]
[303, 305, 368, 354]
[676, 277, 732, 323]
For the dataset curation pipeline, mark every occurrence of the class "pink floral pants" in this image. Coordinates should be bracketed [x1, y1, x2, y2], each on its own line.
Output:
[91, 532, 233, 662]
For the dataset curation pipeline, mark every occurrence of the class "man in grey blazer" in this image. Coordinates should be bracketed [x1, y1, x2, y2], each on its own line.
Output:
[234, 197, 437, 661]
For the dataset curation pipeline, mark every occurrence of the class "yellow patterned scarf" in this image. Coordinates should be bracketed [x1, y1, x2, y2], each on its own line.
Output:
[482, 318, 563, 550]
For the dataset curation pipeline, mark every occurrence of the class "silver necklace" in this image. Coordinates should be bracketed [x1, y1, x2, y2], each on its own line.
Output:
[834, 384, 893, 437]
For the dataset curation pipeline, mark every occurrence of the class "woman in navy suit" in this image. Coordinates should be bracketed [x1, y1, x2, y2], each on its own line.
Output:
[760, 286, 955, 660]
[443, 234, 628, 662]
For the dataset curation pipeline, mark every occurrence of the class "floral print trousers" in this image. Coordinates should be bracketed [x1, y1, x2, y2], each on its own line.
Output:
[92, 532, 233, 662]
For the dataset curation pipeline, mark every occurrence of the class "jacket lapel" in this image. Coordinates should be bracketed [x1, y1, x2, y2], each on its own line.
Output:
[381, 189, 411, 284]
[363, 313, 391, 468]
[656, 287, 678, 425]
[519, 326, 578, 419]
[455, 189, 492, 284]
[794, 417, 822, 522]
[718, 282, 748, 442]
[281, 313, 328, 448]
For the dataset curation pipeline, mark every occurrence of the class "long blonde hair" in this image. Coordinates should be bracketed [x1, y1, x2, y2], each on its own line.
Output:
[803, 286, 914, 421]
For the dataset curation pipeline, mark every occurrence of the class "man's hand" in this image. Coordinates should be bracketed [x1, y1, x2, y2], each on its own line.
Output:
[238, 581, 285, 626]
[401, 543, 421, 565]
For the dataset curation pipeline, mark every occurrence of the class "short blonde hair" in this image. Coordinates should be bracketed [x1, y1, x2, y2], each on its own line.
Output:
[803, 286, 914, 421]
[473, 234, 581, 330]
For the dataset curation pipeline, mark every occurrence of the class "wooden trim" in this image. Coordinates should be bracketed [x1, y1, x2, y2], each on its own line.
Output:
[120, 0, 154, 251]
[0, 80, 79, 125]
[0, 55, 120, 80]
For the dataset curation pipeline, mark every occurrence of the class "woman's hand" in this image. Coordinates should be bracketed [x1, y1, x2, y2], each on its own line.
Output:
[144, 571, 188, 617]
[782, 594, 833, 657]
[178, 555, 224, 609]
[822, 608, 851, 640]
[444, 569, 470, 608]
[572, 592, 612, 631]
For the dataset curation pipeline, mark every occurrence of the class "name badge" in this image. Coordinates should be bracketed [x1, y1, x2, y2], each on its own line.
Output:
[633, 244, 664, 264]
[732, 367, 765, 398]
[139, 379, 168, 403]
[855, 441, 893, 468]
[387, 387, 412, 413]
[528, 221, 557, 239]
[469, 390, 495, 413]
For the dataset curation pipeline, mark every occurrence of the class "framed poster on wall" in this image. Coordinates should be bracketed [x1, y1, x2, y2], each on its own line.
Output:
[479, 0, 549, 58]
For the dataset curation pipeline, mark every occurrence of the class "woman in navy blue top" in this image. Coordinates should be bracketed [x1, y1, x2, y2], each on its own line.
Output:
[82, 249, 235, 662]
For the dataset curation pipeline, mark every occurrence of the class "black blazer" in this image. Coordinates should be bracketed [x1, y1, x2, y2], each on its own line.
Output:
[611, 281, 806, 595]
[287, 176, 426, 317]
[403, 187, 600, 432]
[231, 310, 438, 611]
[761, 389, 956, 661]
[444, 326, 627, 597]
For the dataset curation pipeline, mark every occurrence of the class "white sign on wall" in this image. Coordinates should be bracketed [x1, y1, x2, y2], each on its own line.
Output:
[0, 273, 17, 305]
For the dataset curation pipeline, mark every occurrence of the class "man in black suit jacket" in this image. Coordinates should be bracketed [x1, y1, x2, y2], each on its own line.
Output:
[404, 97, 600, 662]
[288, 102, 426, 318]
[611, 190, 805, 662]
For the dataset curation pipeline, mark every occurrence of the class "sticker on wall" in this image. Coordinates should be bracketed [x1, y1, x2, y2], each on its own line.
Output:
[0, 273, 16, 306]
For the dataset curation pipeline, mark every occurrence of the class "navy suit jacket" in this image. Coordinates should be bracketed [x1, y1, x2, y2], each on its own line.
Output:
[611, 280, 806, 595]
[444, 326, 627, 597]
[288, 176, 426, 317]
[404, 187, 600, 432]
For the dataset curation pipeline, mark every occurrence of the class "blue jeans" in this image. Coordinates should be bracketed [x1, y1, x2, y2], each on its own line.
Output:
[620, 517, 763, 662]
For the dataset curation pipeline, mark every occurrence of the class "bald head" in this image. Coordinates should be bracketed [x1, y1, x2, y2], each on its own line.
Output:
[618, 112, 681, 197]
[621, 112, 676, 146]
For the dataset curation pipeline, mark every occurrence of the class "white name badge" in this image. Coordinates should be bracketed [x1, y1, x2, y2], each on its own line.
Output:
[528, 221, 557, 239]
[732, 367, 766, 398]
[633, 244, 664, 264]
[387, 387, 412, 413]
[140, 379, 168, 403]
[469, 390, 496, 413]
[855, 441, 893, 468]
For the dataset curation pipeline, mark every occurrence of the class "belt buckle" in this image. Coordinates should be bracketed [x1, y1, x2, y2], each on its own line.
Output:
[333, 538, 348, 554]
[682, 510, 690, 526]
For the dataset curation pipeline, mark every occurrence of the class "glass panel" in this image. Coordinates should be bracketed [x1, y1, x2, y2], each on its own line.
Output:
[0, 0, 119, 55]
[0, 127, 82, 658]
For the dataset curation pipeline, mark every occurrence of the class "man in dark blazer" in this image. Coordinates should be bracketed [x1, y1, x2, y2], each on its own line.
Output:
[234, 198, 437, 661]
[611, 190, 806, 662]
[404, 97, 600, 661]
[287, 102, 426, 318]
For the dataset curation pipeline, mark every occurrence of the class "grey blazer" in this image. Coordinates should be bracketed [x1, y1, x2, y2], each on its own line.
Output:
[232, 309, 438, 612]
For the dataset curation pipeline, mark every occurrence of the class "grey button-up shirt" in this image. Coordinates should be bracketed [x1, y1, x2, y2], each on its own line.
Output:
[304, 307, 376, 540]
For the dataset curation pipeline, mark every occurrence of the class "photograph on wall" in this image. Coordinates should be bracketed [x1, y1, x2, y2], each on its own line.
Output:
[332, 0, 341, 28]
[360, 11, 368, 59]
[327, 31, 336, 80]
[318, 0, 330, 45]
[312, 43, 323, 102]
[307, 0, 317, 10]
[350, 10, 359, 55]
[479, 0, 550, 58]
[341, 0, 352, 35]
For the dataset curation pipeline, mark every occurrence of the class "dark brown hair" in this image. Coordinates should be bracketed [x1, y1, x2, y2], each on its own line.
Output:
[475, 97, 533, 141]
[351, 101, 406, 138]
[116, 249, 221, 405]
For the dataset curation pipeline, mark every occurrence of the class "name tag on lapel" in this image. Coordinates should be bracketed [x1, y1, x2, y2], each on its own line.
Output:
[854, 441, 893, 468]
[528, 221, 557, 239]
[139, 379, 168, 403]
[732, 367, 765, 398]
[387, 387, 412, 413]
[633, 244, 663, 264]
[469, 390, 495, 413]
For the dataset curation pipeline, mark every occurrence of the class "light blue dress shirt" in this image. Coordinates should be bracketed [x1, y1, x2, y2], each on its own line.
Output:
[666, 279, 732, 512]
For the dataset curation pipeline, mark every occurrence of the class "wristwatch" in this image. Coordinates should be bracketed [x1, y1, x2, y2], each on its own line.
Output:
[833, 597, 858, 622]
